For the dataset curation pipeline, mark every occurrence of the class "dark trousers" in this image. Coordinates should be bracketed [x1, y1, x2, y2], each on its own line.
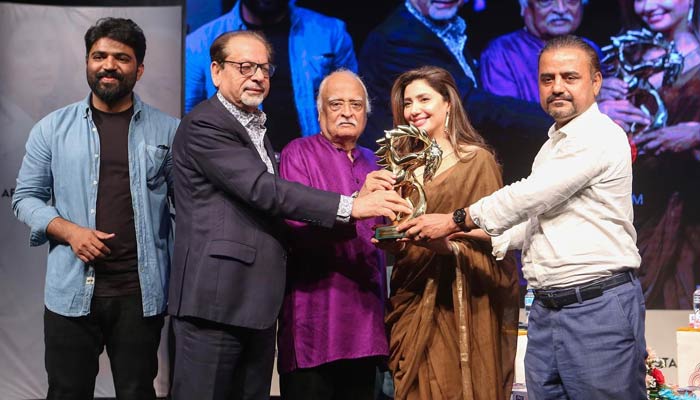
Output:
[280, 358, 378, 400]
[170, 316, 276, 400]
[44, 294, 164, 400]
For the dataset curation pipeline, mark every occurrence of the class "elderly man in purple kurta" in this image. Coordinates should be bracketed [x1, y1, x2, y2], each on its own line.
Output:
[277, 70, 390, 400]
[480, 0, 596, 103]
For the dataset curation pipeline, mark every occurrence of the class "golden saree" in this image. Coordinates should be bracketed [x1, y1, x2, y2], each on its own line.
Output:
[387, 147, 519, 400]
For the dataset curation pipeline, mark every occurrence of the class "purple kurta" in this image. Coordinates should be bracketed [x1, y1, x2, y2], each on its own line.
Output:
[277, 133, 388, 374]
[480, 28, 544, 103]
[481, 29, 601, 104]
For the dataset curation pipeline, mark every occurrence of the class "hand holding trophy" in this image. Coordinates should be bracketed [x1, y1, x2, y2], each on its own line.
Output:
[373, 124, 443, 240]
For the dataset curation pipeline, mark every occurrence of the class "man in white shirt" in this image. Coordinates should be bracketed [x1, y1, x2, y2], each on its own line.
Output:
[397, 35, 646, 399]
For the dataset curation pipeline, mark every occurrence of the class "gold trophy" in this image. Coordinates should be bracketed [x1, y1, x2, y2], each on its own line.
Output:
[373, 125, 443, 240]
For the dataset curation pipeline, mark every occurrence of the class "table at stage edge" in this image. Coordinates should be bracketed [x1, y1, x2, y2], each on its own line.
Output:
[676, 326, 700, 388]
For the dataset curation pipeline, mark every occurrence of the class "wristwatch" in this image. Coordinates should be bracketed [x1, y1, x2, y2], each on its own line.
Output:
[452, 208, 470, 232]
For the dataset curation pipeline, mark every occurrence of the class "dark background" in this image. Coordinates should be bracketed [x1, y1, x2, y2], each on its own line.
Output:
[211, 0, 622, 59]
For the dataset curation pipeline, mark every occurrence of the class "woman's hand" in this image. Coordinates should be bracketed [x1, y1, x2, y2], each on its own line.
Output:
[598, 77, 629, 101]
[598, 99, 651, 133]
[408, 236, 454, 255]
[371, 237, 406, 254]
[634, 122, 700, 157]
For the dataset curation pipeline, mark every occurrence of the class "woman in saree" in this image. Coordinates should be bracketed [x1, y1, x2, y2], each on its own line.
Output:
[375, 66, 519, 400]
[599, 0, 700, 308]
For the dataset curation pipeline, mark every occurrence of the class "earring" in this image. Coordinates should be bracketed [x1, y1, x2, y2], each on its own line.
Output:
[444, 111, 450, 134]
[688, 0, 695, 29]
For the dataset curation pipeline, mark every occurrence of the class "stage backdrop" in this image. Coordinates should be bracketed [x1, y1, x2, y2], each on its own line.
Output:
[0, 3, 181, 398]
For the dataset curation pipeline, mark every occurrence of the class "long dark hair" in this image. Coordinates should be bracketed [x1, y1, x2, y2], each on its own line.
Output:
[389, 66, 493, 161]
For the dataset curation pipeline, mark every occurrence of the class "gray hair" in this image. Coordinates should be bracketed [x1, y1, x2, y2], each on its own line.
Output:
[519, 0, 588, 15]
[316, 69, 372, 115]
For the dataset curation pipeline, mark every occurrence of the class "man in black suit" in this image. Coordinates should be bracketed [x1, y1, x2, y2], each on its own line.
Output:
[169, 30, 409, 400]
[359, 0, 553, 184]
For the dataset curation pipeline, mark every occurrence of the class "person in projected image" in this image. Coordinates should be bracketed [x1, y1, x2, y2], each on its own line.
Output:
[480, 0, 598, 103]
[598, 0, 700, 309]
[359, 0, 554, 186]
[185, 0, 357, 152]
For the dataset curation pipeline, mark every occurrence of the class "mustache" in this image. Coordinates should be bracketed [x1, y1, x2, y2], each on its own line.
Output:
[244, 84, 265, 91]
[546, 12, 574, 24]
[96, 71, 124, 81]
[337, 119, 357, 127]
[547, 94, 573, 103]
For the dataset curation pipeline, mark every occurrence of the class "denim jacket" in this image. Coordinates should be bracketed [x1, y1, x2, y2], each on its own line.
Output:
[12, 94, 179, 317]
[184, 0, 358, 135]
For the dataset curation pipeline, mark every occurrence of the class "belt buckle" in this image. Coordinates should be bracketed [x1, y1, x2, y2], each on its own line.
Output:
[538, 292, 562, 309]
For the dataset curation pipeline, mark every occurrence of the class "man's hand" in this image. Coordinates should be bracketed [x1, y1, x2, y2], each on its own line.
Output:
[47, 217, 114, 263]
[351, 190, 412, 220]
[359, 170, 395, 196]
[396, 213, 460, 241]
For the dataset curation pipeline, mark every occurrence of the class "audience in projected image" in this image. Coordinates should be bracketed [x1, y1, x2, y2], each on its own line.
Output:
[597, 0, 700, 309]
[480, 0, 598, 103]
[185, 0, 357, 152]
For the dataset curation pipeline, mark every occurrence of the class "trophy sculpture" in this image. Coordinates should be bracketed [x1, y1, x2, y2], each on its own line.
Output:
[601, 28, 683, 135]
[373, 125, 443, 240]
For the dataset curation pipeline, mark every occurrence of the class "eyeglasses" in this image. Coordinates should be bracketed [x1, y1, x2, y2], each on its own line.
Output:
[532, 0, 581, 9]
[221, 60, 276, 78]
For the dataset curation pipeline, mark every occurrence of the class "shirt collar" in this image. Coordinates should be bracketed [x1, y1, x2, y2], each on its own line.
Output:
[317, 132, 361, 160]
[548, 102, 600, 139]
[405, 0, 467, 41]
[216, 91, 267, 128]
[82, 93, 143, 118]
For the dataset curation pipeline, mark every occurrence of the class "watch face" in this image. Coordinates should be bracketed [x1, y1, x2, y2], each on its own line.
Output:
[453, 208, 466, 224]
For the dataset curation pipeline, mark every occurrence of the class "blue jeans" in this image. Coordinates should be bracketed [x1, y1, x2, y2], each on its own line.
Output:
[525, 278, 647, 399]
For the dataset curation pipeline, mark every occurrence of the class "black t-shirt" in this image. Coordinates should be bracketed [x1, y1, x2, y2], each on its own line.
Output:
[91, 104, 140, 297]
[246, 15, 302, 152]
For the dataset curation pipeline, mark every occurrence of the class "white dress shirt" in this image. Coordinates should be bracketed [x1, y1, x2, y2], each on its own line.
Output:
[470, 103, 641, 289]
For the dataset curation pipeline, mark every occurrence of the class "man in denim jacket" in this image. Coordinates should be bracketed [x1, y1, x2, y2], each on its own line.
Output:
[185, 0, 357, 151]
[12, 18, 179, 399]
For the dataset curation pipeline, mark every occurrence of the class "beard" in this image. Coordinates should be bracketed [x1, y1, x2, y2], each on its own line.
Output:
[87, 69, 137, 106]
[241, 0, 288, 20]
[241, 91, 265, 109]
[545, 95, 577, 124]
[428, 0, 460, 21]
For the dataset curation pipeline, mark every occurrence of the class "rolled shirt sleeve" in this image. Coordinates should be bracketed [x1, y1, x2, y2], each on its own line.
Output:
[12, 121, 60, 246]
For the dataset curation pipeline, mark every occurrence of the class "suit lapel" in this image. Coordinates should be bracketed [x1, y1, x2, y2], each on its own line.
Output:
[211, 96, 278, 174]
[263, 135, 278, 175]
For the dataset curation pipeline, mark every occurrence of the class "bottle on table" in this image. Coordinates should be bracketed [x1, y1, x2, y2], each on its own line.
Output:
[693, 285, 700, 329]
[524, 289, 535, 328]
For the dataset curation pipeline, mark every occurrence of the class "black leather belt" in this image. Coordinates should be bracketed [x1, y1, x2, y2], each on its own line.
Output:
[533, 271, 635, 309]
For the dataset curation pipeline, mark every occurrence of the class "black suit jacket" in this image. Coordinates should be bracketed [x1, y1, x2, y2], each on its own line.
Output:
[358, 4, 553, 183]
[168, 96, 340, 329]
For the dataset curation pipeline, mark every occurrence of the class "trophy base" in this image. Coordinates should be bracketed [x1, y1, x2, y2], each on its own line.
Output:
[374, 225, 406, 241]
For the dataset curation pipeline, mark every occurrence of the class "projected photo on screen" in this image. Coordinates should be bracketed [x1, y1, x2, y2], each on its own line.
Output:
[599, 0, 700, 309]
[185, 0, 700, 310]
